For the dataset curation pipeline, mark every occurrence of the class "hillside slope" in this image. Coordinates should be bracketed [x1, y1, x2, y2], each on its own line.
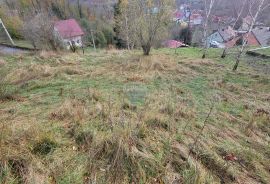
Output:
[0, 48, 269, 184]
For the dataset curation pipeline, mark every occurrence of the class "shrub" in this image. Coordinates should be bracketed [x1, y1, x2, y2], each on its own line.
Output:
[75, 131, 94, 151]
[50, 99, 88, 122]
[0, 159, 28, 183]
[0, 7, 23, 39]
[145, 115, 169, 130]
[80, 18, 92, 46]
[102, 26, 115, 45]
[32, 138, 57, 156]
[96, 31, 107, 48]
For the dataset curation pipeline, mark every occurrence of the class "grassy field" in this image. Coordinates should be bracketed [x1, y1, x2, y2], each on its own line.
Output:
[251, 47, 270, 57]
[0, 48, 269, 184]
[0, 39, 34, 49]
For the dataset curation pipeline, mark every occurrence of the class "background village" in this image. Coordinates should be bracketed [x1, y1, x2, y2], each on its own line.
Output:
[0, 0, 270, 54]
[171, 1, 270, 48]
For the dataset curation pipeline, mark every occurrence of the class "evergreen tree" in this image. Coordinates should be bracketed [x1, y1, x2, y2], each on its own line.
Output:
[51, 2, 66, 19]
[114, 0, 126, 48]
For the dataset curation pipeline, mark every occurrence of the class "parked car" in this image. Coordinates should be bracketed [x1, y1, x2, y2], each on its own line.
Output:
[210, 41, 225, 48]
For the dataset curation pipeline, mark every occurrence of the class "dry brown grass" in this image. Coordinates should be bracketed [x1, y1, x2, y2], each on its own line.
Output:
[90, 53, 201, 85]
[125, 54, 177, 72]
[50, 98, 89, 122]
[1, 49, 269, 183]
[5, 64, 54, 85]
[58, 66, 84, 75]
[39, 50, 59, 59]
[174, 103, 196, 120]
[4, 62, 86, 86]
[0, 119, 41, 183]
[87, 126, 167, 184]
[0, 59, 6, 67]
[125, 74, 146, 83]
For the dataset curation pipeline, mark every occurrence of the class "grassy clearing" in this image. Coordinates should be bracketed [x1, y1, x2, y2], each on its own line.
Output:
[251, 47, 270, 57]
[0, 39, 34, 49]
[0, 48, 269, 183]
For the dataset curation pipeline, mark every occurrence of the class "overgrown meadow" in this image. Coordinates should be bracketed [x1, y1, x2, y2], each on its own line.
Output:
[0, 48, 269, 184]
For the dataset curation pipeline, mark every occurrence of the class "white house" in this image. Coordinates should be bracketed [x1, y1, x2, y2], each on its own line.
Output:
[207, 26, 236, 48]
[54, 19, 84, 49]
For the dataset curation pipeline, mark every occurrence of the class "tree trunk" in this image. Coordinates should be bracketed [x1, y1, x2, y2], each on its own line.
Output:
[221, 48, 227, 58]
[124, 14, 130, 50]
[220, 0, 247, 59]
[0, 18, 15, 45]
[142, 44, 151, 55]
[202, 52, 206, 59]
[233, 55, 241, 71]
[202, 47, 207, 58]
[90, 29, 96, 51]
[201, 0, 216, 59]
[233, 47, 244, 71]
[31, 40, 37, 51]
[49, 39, 57, 51]
[232, 0, 265, 71]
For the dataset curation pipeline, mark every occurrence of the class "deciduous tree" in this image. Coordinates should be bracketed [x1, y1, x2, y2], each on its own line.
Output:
[202, 0, 217, 59]
[233, 0, 270, 71]
[22, 13, 62, 50]
[120, 0, 173, 55]
[221, 0, 248, 58]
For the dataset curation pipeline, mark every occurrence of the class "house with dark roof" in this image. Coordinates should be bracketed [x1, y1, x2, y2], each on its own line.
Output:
[173, 10, 184, 21]
[252, 27, 270, 46]
[225, 31, 260, 48]
[190, 13, 203, 26]
[206, 26, 236, 48]
[54, 19, 84, 49]
[225, 27, 270, 48]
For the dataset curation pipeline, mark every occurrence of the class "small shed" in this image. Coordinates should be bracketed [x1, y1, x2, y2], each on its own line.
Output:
[54, 19, 84, 49]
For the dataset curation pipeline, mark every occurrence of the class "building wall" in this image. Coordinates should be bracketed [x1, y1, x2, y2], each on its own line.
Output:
[192, 18, 203, 25]
[207, 32, 224, 47]
[225, 32, 260, 48]
[246, 32, 260, 46]
[63, 36, 83, 49]
[53, 27, 83, 49]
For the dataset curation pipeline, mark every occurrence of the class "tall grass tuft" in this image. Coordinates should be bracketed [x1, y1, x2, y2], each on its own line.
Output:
[0, 78, 17, 101]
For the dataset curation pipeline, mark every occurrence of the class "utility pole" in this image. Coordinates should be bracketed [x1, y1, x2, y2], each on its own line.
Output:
[184, 5, 191, 45]
[90, 29, 96, 51]
[0, 18, 15, 45]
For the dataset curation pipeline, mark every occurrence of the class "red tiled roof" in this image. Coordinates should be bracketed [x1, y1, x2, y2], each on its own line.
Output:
[54, 19, 84, 39]
[174, 10, 184, 19]
[225, 32, 260, 48]
[190, 14, 202, 20]
[163, 40, 186, 48]
[252, 27, 270, 46]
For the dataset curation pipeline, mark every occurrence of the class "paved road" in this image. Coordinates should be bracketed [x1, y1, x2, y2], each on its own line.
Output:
[0, 45, 28, 54]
